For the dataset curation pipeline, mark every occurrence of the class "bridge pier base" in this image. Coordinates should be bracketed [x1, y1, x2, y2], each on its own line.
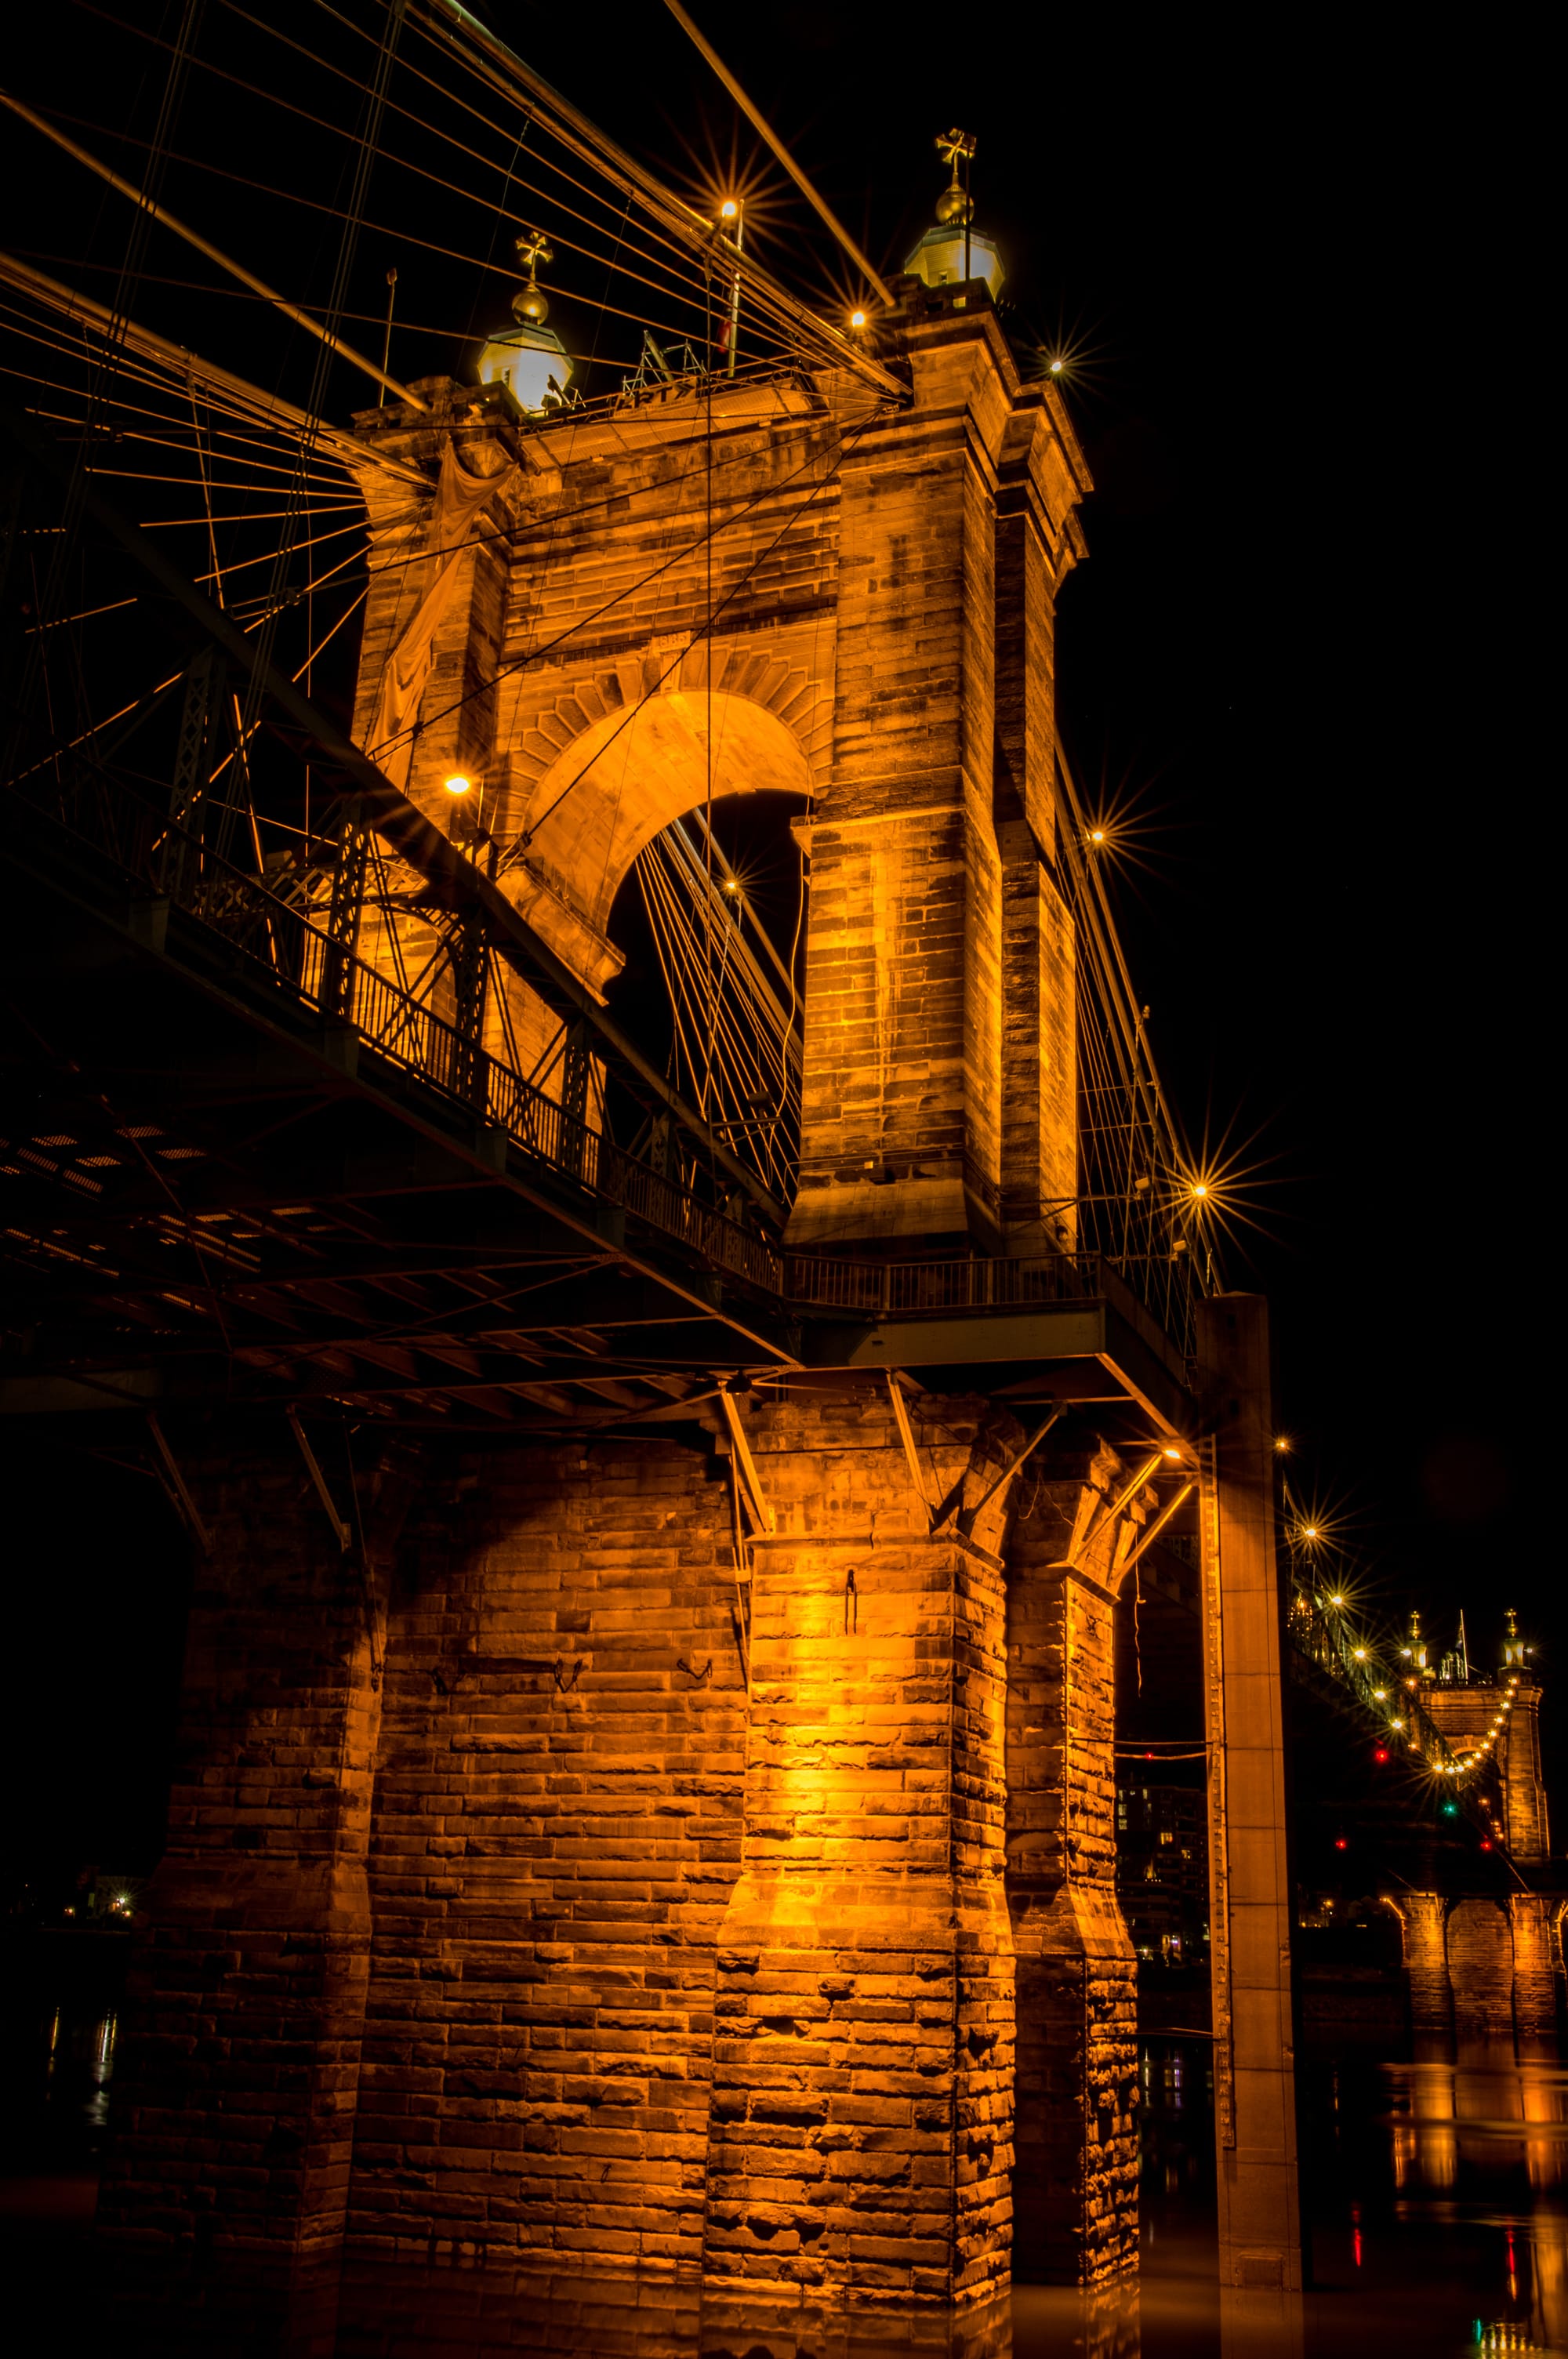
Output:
[1511, 1893, 1559, 2043]
[1397, 1894, 1454, 2041]
[700, 1394, 1016, 2306]
[96, 1436, 409, 2266]
[93, 1392, 1163, 2298]
[1005, 1490, 1138, 2285]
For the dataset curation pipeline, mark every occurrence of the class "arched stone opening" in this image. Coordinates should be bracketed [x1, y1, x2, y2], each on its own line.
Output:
[1447, 1895, 1515, 2041]
[503, 686, 813, 1000]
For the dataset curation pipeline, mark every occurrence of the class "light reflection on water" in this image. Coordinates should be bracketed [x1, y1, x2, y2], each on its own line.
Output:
[3, 2024, 1568, 2353]
[1299, 2037, 1568, 2357]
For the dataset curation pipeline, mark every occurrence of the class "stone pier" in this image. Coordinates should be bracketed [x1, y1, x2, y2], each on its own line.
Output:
[1395, 1895, 1454, 2040]
[97, 1389, 1161, 2295]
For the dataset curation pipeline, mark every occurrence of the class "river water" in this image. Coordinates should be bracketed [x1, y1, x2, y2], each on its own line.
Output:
[2, 1983, 1564, 2355]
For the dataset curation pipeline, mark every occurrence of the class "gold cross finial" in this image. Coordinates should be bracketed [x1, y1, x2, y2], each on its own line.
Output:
[933, 129, 975, 228]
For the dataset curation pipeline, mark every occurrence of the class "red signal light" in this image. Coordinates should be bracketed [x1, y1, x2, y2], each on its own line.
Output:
[1334, 1836, 1348, 1851]
[1480, 1839, 1493, 1851]
[1374, 1746, 1389, 1763]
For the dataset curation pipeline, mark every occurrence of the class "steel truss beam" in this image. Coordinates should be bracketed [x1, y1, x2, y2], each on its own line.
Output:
[0, 401, 782, 1221]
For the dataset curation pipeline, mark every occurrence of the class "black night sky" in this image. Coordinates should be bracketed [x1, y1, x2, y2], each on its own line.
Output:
[1, 2, 1552, 1877]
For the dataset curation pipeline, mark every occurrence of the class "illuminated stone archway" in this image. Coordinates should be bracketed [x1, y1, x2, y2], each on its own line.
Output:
[499, 651, 823, 999]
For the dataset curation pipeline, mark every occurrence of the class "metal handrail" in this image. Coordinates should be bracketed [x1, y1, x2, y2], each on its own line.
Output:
[16, 778, 785, 1295]
[785, 1248, 1196, 1354]
[13, 771, 1203, 1346]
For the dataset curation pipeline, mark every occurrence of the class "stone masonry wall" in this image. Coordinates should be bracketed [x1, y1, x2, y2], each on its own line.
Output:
[101, 1400, 1152, 2302]
[349, 1435, 746, 2267]
[1005, 1454, 1142, 2284]
[702, 1388, 1015, 2306]
[98, 1434, 415, 2260]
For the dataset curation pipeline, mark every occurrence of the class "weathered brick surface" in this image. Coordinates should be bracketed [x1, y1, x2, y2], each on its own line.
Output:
[1006, 1457, 1142, 2284]
[101, 1404, 1156, 2300]
[96, 1440, 416, 2259]
[702, 1392, 1016, 2306]
[350, 1439, 745, 2268]
[1445, 1896, 1515, 2041]
[1508, 1893, 1558, 2040]
[1391, 1893, 1452, 2038]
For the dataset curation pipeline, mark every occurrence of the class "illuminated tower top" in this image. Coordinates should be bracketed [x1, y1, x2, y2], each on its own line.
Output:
[903, 125, 1003, 299]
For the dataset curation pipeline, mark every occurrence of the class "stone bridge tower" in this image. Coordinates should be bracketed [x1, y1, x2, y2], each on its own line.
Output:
[92, 251, 1296, 2312]
[346, 249, 1087, 1259]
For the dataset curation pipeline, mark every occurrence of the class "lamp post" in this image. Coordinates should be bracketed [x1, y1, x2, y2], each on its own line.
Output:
[720, 198, 742, 377]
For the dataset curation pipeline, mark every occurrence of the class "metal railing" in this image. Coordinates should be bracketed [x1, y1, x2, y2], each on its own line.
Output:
[786, 1250, 1104, 1317]
[13, 775, 787, 1297]
[12, 768, 1203, 1348]
[785, 1248, 1196, 1356]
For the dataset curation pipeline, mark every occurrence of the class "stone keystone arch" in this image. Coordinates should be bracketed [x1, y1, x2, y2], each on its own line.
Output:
[501, 659, 819, 997]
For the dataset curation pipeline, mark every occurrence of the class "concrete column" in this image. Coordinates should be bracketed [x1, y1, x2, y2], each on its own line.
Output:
[1511, 1893, 1558, 2041]
[701, 1389, 1014, 2306]
[1195, 1294, 1302, 2294]
[1398, 1894, 1454, 2038]
[97, 1434, 412, 2264]
[1005, 1452, 1141, 2284]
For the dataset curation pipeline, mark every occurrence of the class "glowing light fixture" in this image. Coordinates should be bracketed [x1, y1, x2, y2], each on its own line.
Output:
[851, 309, 867, 328]
[720, 198, 739, 220]
[1353, 1647, 1367, 1660]
[1274, 1436, 1291, 1453]
[1328, 1589, 1344, 1604]
[445, 774, 473, 796]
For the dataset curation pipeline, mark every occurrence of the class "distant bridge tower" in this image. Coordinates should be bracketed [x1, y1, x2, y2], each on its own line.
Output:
[1399, 1609, 1559, 2045]
[1426, 1610, 1551, 1860]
